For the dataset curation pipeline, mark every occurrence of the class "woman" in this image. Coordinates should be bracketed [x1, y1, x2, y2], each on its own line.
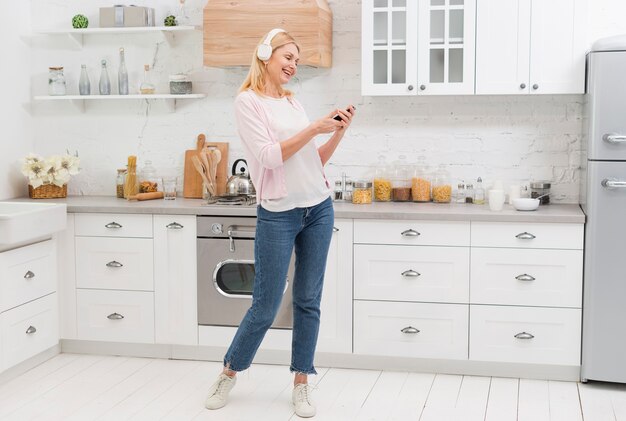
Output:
[204, 28, 354, 418]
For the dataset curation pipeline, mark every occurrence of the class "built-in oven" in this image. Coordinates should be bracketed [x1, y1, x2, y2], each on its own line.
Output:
[197, 215, 294, 329]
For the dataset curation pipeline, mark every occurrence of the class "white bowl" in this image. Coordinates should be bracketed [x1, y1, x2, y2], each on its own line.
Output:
[512, 198, 540, 211]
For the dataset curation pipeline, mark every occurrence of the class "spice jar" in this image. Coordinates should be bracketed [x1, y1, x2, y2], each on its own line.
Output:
[48, 67, 66, 96]
[373, 159, 392, 202]
[352, 181, 372, 204]
[116, 168, 127, 198]
[333, 179, 343, 201]
[139, 160, 159, 193]
[343, 180, 353, 202]
[169, 74, 192, 94]
[530, 181, 551, 204]
[432, 165, 452, 203]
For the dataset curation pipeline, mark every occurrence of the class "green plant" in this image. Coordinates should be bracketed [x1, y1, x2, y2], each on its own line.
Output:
[71, 14, 89, 29]
[164, 15, 177, 27]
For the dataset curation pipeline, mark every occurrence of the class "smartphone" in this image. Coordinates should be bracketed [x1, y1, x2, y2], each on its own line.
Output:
[333, 106, 356, 121]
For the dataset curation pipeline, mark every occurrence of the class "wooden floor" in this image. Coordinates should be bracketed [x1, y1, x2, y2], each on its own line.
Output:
[1, 354, 625, 420]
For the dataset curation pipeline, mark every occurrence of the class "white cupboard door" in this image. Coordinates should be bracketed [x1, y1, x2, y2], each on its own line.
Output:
[74, 213, 153, 238]
[475, 0, 531, 94]
[354, 244, 469, 303]
[470, 305, 581, 365]
[355, 219, 470, 246]
[354, 301, 469, 359]
[471, 222, 583, 250]
[317, 219, 353, 354]
[154, 215, 198, 346]
[529, 0, 587, 94]
[1, 293, 59, 369]
[75, 237, 154, 291]
[362, 0, 418, 96]
[470, 248, 583, 308]
[417, 0, 476, 95]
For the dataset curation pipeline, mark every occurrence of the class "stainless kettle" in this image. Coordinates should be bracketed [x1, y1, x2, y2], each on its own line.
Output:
[225, 159, 255, 196]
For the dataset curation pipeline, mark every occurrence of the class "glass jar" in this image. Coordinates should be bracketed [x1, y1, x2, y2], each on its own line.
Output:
[373, 162, 392, 202]
[343, 179, 353, 202]
[391, 159, 411, 202]
[455, 180, 466, 203]
[530, 181, 551, 204]
[411, 167, 431, 202]
[48, 67, 66, 96]
[352, 181, 372, 204]
[116, 168, 127, 198]
[169, 74, 192, 94]
[465, 183, 474, 204]
[333, 179, 343, 201]
[139, 160, 159, 193]
[432, 165, 452, 203]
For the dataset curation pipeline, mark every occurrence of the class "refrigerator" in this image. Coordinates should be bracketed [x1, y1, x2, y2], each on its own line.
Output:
[581, 35, 626, 383]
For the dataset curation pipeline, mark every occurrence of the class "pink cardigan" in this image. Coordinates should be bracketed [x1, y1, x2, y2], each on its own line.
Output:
[234, 90, 307, 201]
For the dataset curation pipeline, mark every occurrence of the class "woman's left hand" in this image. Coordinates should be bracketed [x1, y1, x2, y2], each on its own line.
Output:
[334, 105, 355, 132]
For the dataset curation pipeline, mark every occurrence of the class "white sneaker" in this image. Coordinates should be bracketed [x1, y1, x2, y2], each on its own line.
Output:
[292, 383, 316, 418]
[205, 373, 237, 410]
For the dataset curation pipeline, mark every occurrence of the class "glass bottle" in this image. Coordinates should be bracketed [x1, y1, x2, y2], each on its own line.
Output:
[118, 47, 129, 95]
[116, 168, 127, 198]
[373, 157, 392, 202]
[140, 64, 156, 94]
[175, 0, 190, 25]
[48, 67, 66, 96]
[139, 160, 159, 193]
[78, 64, 90, 95]
[99, 59, 111, 95]
[432, 165, 452, 203]
[474, 177, 485, 204]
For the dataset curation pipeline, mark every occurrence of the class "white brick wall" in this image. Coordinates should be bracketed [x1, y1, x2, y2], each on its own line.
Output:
[22, 0, 626, 202]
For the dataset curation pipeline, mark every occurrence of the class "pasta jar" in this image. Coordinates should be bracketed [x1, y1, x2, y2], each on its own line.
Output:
[432, 165, 452, 203]
[373, 164, 392, 202]
[48, 67, 66, 96]
[352, 181, 372, 204]
[411, 167, 431, 202]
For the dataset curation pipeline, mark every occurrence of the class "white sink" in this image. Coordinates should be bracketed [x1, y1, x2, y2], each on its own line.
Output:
[0, 202, 67, 247]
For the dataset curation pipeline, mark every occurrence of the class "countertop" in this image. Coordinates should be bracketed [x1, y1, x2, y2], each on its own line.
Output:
[9, 196, 586, 223]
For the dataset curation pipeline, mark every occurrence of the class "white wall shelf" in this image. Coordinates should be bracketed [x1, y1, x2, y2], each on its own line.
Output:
[33, 94, 206, 112]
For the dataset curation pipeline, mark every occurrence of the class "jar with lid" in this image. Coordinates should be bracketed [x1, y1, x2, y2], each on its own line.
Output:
[530, 181, 551, 204]
[116, 168, 127, 198]
[48, 67, 66, 96]
[411, 163, 431, 202]
[465, 182, 474, 204]
[333, 179, 343, 201]
[432, 165, 452, 203]
[169, 74, 193, 95]
[391, 157, 411, 202]
[373, 158, 392, 202]
[343, 179, 353, 202]
[352, 180, 372, 204]
[455, 180, 466, 203]
[139, 160, 159, 193]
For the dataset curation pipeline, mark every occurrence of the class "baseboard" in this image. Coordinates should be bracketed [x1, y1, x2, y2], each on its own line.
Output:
[0, 344, 61, 385]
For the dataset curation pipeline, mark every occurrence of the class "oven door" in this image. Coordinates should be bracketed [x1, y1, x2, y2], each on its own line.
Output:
[197, 237, 294, 329]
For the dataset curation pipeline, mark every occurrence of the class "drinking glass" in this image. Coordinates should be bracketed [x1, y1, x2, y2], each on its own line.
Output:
[162, 177, 177, 200]
[488, 189, 505, 211]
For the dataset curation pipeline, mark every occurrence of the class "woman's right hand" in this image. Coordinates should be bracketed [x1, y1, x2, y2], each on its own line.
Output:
[310, 111, 344, 135]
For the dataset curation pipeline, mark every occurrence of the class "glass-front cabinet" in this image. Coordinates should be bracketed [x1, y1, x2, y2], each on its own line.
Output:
[362, 0, 476, 96]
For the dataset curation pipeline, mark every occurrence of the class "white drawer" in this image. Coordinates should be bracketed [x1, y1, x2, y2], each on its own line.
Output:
[354, 245, 469, 303]
[1, 293, 59, 369]
[76, 289, 154, 344]
[0, 240, 56, 312]
[354, 220, 470, 246]
[471, 248, 582, 308]
[471, 222, 583, 249]
[75, 213, 153, 238]
[75, 237, 154, 291]
[469, 305, 581, 365]
[354, 301, 468, 360]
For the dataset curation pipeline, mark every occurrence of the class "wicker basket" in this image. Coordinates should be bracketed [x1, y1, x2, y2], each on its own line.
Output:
[28, 183, 67, 199]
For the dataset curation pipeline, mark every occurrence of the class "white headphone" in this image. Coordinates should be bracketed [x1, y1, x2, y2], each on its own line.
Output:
[257, 28, 286, 61]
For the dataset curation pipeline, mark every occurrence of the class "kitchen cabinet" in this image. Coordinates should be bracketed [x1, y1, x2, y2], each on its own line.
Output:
[475, 0, 587, 95]
[361, 0, 476, 96]
[154, 215, 197, 346]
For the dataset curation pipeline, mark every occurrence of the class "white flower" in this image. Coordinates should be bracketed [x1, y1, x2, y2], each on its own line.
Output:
[21, 152, 80, 188]
[22, 160, 51, 188]
[52, 154, 80, 175]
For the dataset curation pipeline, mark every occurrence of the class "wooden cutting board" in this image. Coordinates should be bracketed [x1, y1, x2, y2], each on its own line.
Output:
[204, 142, 229, 196]
[183, 134, 205, 198]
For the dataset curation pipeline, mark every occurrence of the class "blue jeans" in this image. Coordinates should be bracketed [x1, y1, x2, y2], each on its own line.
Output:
[224, 197, 334, 375]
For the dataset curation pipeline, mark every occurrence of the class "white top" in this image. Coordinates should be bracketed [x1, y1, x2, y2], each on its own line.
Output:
[258, 96, 331, 212]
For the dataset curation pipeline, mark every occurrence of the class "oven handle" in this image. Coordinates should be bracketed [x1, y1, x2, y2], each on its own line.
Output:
[213, 258, 289, 299]
[226, 225, 257, 238]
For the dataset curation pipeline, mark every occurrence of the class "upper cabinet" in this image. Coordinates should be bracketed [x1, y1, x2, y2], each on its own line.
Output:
[475, 0, 587, 95]
[362, 0, 476, 96]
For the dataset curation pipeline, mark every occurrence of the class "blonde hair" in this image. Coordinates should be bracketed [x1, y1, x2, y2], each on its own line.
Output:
[239, 30, 301, 98]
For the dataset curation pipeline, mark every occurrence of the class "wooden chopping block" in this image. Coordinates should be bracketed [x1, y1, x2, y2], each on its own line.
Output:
[203, 142, 229, 196]
[183, 134, 205, 198]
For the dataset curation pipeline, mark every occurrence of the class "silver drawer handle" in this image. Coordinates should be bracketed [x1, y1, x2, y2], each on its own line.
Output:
[515, 232, 536, 240]
[401, 269, 421, 278]
[514, 332, 534, 340]
[401, 229, 420, 237]
[515, 274, 536, 281]
[601, 179, 626, 189]
[25, 326, 37, 335]
[107, 312, 124, 320]
[24, 270, 35, 279]
[332, 227, 339, 232]
[603, 133, 626, 144]
[401, 326, 420, 334]
[105, 222, 122, 229]
[106, 261, 123, 268]
[166, 222, 184, 229]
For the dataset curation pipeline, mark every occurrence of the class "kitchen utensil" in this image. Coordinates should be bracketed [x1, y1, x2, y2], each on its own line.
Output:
[183, 134, 206, 198]
[512, 197, 540, 211]
[203, 142, 229, 196]
[128, 191, 164, 201]
[191, 155, 212, 193]
[225, 158, 255, 196]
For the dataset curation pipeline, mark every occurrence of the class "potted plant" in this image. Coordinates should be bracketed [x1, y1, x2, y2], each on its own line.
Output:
[21, 152, 80, 199]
